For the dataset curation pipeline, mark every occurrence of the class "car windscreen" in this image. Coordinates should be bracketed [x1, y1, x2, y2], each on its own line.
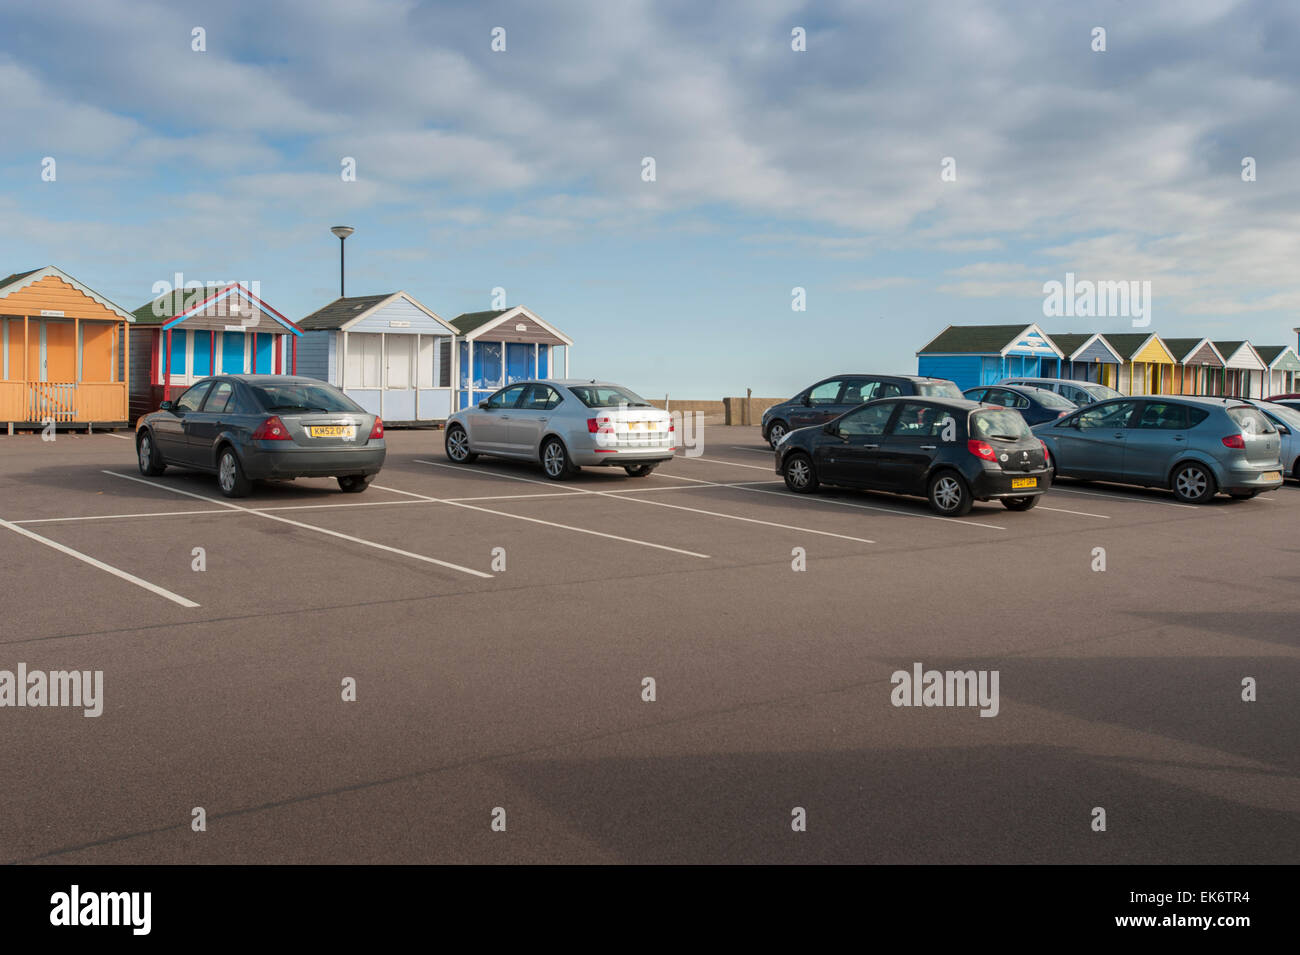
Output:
[248, 382, 363, 414]
[1083, 384, 1122, 400]
[970, 409, 1032, 441]
[1227, 406, 1277, 434]
[918, 381, 963, 398]
[1026, 388, 1076, 409]
[567, 384, 653, 408]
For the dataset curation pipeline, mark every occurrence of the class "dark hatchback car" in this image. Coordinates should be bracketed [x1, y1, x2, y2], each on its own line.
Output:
[136, 375, 386, 498]
[775, 396, 1052, 515]
[962, 384, 1078, 426]
[761, 374, 962, 448]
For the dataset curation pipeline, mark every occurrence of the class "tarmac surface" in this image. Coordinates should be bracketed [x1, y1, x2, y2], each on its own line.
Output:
[1, 424, 1296, 863]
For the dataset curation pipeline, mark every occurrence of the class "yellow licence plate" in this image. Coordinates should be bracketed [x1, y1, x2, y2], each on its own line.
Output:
[626, 421, 648, 431]
[308, 425, 355, 439]
[1262, 471, 1281, 482]
[1010, 477, 1038, 489]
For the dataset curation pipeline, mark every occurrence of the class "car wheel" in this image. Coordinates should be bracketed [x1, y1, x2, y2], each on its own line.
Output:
[1001, 495, 1039, 511]
[541, 437, 577, 480]
[928, 471, 973, 516]
[767, 420, 789, 449]
[624, 464, 656, 477]
[137, 430, 166, 476]
[445, 425, 477, 463]
[1170, 462, 1216, 503]
[337, 475, 372, 493]
[782, 452, 819, 493]
[216, 446, 252, 498]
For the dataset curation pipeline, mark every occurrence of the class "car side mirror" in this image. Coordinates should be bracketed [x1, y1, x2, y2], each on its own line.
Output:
[801, 394, 811, 407]
[159, 400, 175, 412]
[478, 400, 490, 410]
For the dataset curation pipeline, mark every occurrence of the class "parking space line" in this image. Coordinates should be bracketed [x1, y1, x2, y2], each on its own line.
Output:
[1037, 505, 1110, 518]
[102, 471, 494, 578]
[372, 483, 713, 557]
[0, 516, 200, 608]
[730, 447, 772, 454]
[652, 471, 1010, 531]
[103, 432, 133, 440]
[680, 456, 774, 471]
[413, 460, 875, 544]
[15, 507, 238, 525]
[1050, 486, 1197, 509]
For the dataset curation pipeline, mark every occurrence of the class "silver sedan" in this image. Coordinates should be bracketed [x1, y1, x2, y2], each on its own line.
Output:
[444, 379, 675, 480]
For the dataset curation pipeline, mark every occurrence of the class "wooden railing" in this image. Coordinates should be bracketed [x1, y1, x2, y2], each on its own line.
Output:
[0, 381, 128, 422]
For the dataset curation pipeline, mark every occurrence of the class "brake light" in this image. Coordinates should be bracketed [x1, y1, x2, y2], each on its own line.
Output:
[1039, 439, 1050, 464]
[369, 418, 384, 439]
[1057, 411, 1068, 418]
[669, 420, 675, 432]
[587, 416, 614, 434]
[252, 416, 292, 441]
[1221, 434, 1245, 449]
[967, 439, 996, 461]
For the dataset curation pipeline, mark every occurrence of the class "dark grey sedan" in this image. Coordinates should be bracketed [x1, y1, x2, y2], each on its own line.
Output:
[136, 375, 386, 498]
[1032, 396, 1282, 503]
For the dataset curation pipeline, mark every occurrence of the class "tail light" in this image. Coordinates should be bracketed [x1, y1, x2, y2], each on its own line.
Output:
[587, 416, 614, 434]
[1221, 434, 1245, 449]
[252, 416, 292, 441]
[1057, 411, 1068, 418]
[967, 439, 996, 461]
[668, 420, 675, 432]
[1040, 439, 1051, 465]
[369, 418, 385, 439]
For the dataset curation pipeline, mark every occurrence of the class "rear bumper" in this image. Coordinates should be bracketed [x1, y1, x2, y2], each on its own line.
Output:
[241, 442, 387, 479]
[571, 443, 675, 466]
[1220, 465, 1284, 494]
[970, 466, 1054, 499]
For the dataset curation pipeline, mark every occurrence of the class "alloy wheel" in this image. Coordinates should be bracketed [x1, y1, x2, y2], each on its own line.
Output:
[448, 429, 469, 461]
[219, 454, 236, 493]
[1174, 466, 1207, 500]
[786, 457, 810, 488]
[933, 475, 962, 511]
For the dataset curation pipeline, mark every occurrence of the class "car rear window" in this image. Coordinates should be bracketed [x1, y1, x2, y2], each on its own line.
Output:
[970, 409, 1032, 441]
[1031, 388, 1076, 409]
[248, 382, 362, 414]
[567, 385, 653, 408]
[917, 381, 963, 398]
[1227, 406, 1277, 434]
[1084, 384, 1122, 400]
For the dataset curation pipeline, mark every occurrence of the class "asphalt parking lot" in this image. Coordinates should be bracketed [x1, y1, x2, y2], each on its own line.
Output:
[1, 425, 1297, 864]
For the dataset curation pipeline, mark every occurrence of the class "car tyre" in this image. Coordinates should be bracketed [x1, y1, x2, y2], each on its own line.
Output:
[782, 452, 819, 493]
[217, 446, 252, 498]
[445, 425, 477, 463]
[928, 470, 973, 516]
[337, 475, 372, 493]
[767, 420, 789, 449]
[1001, 495, 1039, 511]
[624, 464, 656, 477]
[1170, 462, 1216, 504]
[137, 430, 166, 476]
[541, 437, 578, 480]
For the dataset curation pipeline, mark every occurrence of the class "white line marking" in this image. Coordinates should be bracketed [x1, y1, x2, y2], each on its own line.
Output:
[102, 471, 493, 578]
[0, 516, 200, 607]
[680, 456, 774, 471]
[654, 469, 1009, 530]
[1050, 485, 1197, 509]
[15, 507, 237, 525]
[374, 483, 712, 557]
[104, 432, 132, 440]
[1037, 505, 1110, 518]
[414, 460, 874, 544]
[730, 446, 773, 454]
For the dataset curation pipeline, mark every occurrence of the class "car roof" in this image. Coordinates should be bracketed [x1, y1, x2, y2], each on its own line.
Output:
[875, 395, 986, 410]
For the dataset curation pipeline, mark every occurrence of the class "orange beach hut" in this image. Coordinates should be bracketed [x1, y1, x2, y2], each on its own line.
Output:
[0, 266, 134, 429]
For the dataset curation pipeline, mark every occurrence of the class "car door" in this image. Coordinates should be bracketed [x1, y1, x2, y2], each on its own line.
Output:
[790, 378, 846, 430]
[1053, 399, 1139, 479]
[470, 384, 527, 452]
[815, 400, 898, 486]
[185, 378, 236, 469]
[156, 380, 213, 465]
[876, 402, 946, 491]
[507, 383, 561, 457]
[1123, 401, 1201, 484]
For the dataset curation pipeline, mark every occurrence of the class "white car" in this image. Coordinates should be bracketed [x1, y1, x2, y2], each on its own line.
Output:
[444, 379, 675, 480]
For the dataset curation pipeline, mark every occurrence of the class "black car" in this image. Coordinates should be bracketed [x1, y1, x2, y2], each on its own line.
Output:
[136, 375, 387, 498]
[962, 384, 1077, 426]
[774, 397, 1052, 515]
[761, 374, 963, 448]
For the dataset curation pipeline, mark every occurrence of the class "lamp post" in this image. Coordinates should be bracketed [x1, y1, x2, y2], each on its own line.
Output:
[330, 226, 354, 297]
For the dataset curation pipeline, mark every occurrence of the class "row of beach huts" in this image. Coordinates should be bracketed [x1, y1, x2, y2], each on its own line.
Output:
[0, 265, 573, 429]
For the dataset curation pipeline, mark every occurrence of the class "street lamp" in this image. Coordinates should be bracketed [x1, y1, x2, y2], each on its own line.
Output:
[330, 226, 355, 297]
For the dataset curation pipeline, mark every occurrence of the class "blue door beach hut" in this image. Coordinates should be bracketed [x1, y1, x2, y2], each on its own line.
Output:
[297, 292, 457, 424]
[129, 282, 302, 420]
[916, 323, 1063, 391]
[1048, 333, 1123, 389]
[449, 306, 573, 410]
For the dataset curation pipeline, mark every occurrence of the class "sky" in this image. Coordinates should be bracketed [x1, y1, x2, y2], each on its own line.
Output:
[3, 0, 1300, 398]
